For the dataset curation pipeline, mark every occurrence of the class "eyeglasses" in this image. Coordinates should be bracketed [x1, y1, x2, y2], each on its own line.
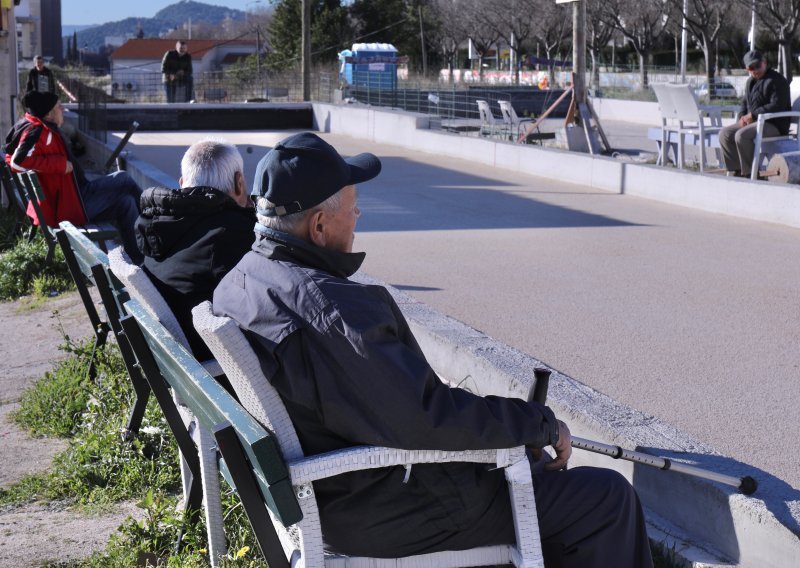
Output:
[747, 63, 762, 71]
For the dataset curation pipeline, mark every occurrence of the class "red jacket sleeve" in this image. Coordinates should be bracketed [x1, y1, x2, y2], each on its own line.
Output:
[12, 126, 68, 175]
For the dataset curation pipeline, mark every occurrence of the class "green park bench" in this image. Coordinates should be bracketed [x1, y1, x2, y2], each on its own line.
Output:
[54, 221, 150, 434]
[16, 171, 117, 264]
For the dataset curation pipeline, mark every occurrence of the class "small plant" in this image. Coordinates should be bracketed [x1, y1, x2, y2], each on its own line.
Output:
[0, 235, 74, 301]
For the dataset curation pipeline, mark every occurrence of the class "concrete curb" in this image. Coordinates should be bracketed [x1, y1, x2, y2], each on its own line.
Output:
[353, 272, 800, 567]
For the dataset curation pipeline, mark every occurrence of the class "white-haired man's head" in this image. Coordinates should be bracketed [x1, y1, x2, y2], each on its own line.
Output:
[180, 138, 249, 207]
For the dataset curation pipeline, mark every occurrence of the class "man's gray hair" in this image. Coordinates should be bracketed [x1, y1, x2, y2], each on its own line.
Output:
[256, 189, 344, 234]
[180, 138, 243, 195]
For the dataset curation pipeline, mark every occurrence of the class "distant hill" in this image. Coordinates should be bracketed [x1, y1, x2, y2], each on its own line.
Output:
[65, 1, 246, 52]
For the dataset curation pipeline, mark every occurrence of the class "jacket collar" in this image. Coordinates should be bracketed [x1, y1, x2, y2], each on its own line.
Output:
[253, 225, 365, 278]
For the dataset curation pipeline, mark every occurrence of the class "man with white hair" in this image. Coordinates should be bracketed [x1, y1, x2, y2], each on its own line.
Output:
[135, 138, 255, 359]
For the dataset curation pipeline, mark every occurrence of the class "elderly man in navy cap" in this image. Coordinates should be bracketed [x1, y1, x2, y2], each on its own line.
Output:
[212, 132, 653, 567]
[719, 50, 791, 178]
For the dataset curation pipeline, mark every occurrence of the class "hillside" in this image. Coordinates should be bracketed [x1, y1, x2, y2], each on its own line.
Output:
[65, 1, 247, 52]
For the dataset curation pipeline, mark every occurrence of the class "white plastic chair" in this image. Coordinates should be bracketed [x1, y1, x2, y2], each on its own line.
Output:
[665, 83, 725, 172]
[476, 99, 508, 139]
[192, 301, 545, 568]
[108, 248, 227, 566]
[499, 100, 532, 141]
[749, 90, 800, 179]
[651, 83, 680, 167]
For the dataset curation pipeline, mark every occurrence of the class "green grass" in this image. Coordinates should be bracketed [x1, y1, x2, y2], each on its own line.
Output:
[5, 334, 266, 566]
[2, 339, 180, 509]
[0, 207, 74, 301]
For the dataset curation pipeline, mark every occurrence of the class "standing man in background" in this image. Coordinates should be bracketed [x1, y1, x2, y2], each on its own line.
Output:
[26, 56, 56, 94]
[161, 40, 193, 103]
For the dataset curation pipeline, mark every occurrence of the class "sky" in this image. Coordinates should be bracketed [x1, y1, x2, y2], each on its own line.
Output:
[61, 0, 265, 26]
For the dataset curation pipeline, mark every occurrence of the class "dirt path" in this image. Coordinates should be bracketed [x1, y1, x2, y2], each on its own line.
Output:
[0, 291, 139, 567]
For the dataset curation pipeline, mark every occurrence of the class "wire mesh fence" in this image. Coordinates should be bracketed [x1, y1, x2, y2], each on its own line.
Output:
[51, 67, 338, 105]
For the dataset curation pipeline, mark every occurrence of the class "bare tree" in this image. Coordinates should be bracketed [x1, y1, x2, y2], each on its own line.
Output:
[664, 0, 731, 92]
[750, 0, 800, 81]
[586, 0, 615, 89]
[602, 0, 672, 89]
[531, 0, 572, 82]
[429, 0, 462, 82]
[460, 0, 504, 82]
[479, 0, 539, 84]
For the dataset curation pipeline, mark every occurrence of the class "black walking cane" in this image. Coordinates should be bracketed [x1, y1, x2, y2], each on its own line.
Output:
[530, 369, 757, 495]
[104, 121, 139, 172]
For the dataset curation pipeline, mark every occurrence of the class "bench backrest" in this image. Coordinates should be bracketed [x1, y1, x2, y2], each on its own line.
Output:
[121, 298, 303, 528]
[1, 161, 29, 221]
[108, 247, 191, 348]
[57, 220, 110, 280]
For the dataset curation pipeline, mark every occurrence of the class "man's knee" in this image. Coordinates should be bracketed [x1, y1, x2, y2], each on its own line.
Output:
[719, 125, 736, 141]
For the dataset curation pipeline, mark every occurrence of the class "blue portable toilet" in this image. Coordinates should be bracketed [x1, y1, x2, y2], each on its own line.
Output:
[338, 43, 398, 90]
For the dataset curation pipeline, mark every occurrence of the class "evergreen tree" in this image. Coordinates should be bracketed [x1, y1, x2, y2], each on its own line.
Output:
[265, 0, 351, 72]
[349, 0, 436, 73]
[72, 32, 78, 64]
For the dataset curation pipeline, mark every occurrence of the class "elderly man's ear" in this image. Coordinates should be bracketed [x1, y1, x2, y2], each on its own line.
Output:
[233, 171, 251, 207]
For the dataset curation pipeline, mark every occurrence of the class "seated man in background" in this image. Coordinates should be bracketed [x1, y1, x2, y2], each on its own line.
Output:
[719, 50, 791, 178]
[4, 91, 144, 263]
[213, 132, 654, 567]
[136, 138, 255, 360]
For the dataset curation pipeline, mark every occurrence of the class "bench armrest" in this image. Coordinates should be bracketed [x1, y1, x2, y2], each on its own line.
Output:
[287, 445, 527, 485]
[757, 111, 800, 122]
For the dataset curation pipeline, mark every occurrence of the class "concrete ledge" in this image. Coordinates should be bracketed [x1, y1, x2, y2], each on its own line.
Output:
[352, 272, 800, 567]
[65, 102, 313, 131]
[312, 102, 800, 230]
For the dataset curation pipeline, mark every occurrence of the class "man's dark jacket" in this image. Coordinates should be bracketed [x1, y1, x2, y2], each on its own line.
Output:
[213, 228, 561, 557]
[136, 186, 255, 360]
[26, 66, 56, 94]
[161, 49, 192, 82]
[740, 68, 792, 134]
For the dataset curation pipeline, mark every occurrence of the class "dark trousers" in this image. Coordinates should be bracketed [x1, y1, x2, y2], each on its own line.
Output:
[532, 466, 653, 568]
[719, 121, 781, 176]
[81, 171, 143, 264]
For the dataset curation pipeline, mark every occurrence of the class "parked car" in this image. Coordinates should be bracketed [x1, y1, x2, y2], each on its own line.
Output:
[695, 81, 737, 99]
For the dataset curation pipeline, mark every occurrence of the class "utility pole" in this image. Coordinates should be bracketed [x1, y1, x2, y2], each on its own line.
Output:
[418, 2, 427, 76]
[680, 0, 687, 82]
[572, 0, 586, 104]
[750, 0, 757, 51]
[301, 0, 311, 101]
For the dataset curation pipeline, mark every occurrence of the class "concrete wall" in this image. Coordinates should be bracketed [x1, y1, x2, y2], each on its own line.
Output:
[312, 103, 800, 230]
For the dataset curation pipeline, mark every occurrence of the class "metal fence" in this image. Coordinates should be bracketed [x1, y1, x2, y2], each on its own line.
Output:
[59, 67, 337, 105]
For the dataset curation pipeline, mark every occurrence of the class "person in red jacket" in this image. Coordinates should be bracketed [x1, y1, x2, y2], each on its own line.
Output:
[4, 91, 144, 263]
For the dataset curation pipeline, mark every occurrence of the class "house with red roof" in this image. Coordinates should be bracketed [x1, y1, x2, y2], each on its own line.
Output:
[109, 38, 257, 100]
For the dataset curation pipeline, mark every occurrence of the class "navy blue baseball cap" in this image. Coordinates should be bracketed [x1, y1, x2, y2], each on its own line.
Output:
[252, 132, 381, 217]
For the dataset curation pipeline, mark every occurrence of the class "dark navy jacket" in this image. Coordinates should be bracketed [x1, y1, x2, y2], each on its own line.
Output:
[135, 186, 255, 360]
[740, 68, 792, 134]
[212, 228, 560, 557]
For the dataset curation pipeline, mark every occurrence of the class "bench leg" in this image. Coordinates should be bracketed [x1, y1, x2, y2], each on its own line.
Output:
[214, 423, 290, 568]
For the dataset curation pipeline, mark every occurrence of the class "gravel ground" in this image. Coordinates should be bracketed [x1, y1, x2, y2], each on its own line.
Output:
[0, 291, 140, 567]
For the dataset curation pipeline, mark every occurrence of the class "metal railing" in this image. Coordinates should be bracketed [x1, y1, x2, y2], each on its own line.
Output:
[59, 67, 337, 104]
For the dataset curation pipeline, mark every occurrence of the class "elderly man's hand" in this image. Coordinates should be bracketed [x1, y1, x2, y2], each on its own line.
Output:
[740, 113, 754, 127]
[544, 420, 572, 471]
